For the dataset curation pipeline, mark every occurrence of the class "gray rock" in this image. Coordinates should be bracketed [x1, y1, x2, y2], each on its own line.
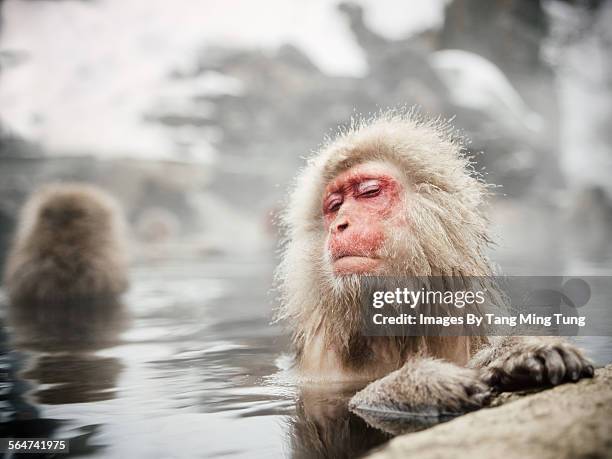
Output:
[366, 365, 612, 459]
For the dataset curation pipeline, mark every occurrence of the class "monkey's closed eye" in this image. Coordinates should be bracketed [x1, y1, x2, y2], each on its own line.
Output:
[356, 179, 381, 198]
[325, 194, 343, 213]
[328, 200, 342, 212]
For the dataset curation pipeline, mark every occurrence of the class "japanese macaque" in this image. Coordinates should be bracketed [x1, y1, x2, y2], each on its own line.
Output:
[276, 112, 594, 415]
[3, 183, 129, 304]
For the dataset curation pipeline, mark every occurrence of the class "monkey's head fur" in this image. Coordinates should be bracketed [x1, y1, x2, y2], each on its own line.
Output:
[275, 111, 494, 369]
[3, 183, 129, 304]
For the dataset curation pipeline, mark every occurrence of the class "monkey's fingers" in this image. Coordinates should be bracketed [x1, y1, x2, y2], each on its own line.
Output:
[480, 351, 540, 389]
[481, 340, 595, 391]
[556, 343, 595, 380]
[516, 342, 595, 386]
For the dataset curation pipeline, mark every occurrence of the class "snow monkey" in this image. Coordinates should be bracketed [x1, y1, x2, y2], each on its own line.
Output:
[3, 183, 129, 304]
[276, 112, 594, 415]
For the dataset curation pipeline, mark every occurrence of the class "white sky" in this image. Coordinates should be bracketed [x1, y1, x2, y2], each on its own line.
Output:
[0, 0, 446, 159]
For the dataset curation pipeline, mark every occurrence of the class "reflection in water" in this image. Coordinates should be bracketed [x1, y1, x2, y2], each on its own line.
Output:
[7, 296, 127, 404]
[288, 383, 454, 458]
[289, 384, 452, 459]
[23, 354, 123, 405]
[8, 297, 128, 352]
[290, 385, 392, 459]
[350, 408, 455, 437]
[1, 296, 127, 454]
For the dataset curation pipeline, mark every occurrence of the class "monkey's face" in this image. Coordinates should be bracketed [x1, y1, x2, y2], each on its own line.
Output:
[322, 161, 408, 276]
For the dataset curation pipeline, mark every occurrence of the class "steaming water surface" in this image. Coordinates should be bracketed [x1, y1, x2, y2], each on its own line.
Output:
[0, 254, 403, 458]
[1, 250, 612, 458]
[2, 256, 301, 457]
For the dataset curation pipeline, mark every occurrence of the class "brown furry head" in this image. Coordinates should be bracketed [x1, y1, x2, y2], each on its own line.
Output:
[275, 111, 495, 374]
[3, 183, 129, 304]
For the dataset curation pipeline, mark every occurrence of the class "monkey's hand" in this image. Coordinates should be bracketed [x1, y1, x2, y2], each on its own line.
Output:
[348, 358, 491, 417]
[471, 337, 594, 392]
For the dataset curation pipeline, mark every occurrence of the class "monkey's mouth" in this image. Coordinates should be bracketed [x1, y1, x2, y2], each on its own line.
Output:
[332, 254, 382, 275]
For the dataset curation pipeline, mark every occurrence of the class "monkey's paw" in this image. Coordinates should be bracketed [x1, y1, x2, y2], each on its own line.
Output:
[349, 358, 491, 417]
[481, 338, 594, 391]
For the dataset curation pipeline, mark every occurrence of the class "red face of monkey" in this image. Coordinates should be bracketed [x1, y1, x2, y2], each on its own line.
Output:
[322, 161, 406, 275]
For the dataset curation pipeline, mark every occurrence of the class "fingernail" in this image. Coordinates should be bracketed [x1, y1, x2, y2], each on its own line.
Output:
[586, 365, 595, 377]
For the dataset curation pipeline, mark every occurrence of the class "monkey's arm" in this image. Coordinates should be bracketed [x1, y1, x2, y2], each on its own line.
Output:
[468, 336, 594, 391]
[349, 358, 490, 416]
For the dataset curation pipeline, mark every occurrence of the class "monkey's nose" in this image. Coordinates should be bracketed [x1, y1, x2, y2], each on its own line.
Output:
[335, 220, 349, 233]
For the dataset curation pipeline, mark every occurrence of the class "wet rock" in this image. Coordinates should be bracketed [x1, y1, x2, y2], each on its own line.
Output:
[366, 365, 612, 459]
